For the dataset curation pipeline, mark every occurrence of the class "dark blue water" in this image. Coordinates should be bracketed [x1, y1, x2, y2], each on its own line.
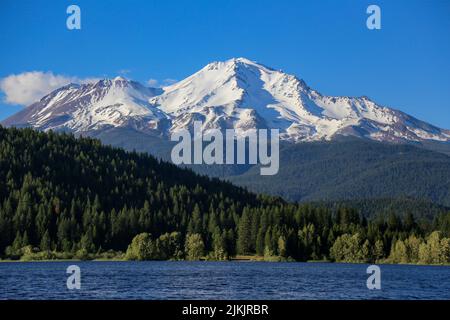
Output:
[1, 261, 449, 300]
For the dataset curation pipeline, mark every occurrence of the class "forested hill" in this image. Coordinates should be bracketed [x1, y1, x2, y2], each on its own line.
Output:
[0, 126, 258, 254]
[229, 139, 450, 206]
[1, 126, 450, 264]
[0, 126, 256, 210]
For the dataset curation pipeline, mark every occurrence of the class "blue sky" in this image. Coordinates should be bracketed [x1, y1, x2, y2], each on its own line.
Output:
[0, 0, 449, 128]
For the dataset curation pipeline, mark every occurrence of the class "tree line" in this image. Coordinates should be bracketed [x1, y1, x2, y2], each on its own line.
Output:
[1, 126, 449, 264]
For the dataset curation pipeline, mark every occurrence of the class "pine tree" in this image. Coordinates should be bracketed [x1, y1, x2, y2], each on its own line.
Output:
[237, 209, 252, 255]
[40, 230, 51, 251]
[373, 239, 384, 261]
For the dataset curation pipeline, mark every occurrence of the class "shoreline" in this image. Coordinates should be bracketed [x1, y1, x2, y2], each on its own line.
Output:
[1, 258, 449, 267]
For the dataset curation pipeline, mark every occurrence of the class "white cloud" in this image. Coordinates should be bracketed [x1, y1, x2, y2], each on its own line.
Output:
[0, 71, 177, 106]
[146, 78, 178, 88]
[146, 78, 159, 87]
[162, 78, 177, 86]
[118, 69, 131, 75]
[0, 71, 98, 106]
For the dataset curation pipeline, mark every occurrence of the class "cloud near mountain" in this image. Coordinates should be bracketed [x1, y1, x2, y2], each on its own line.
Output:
[0, 71, 99, 106]
[146, 78, 178, 88]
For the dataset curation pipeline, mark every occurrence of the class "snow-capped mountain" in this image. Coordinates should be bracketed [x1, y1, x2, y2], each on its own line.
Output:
[2, 77, 168, 134]
[149, 57, 450, 142]
[3, 58, 450, 143]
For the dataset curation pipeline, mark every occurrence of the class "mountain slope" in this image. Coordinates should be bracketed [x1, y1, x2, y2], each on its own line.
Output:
[228, 139, 450, 206]
[1, 77, 167, 134]
[86, 130, 450, 209]
[2, 58, 450, 144]
[148, 57, 450, 142]
[2, 58, 449, 207]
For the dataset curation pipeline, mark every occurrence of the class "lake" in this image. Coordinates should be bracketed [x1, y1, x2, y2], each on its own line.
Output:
[1, 261, 449, 300]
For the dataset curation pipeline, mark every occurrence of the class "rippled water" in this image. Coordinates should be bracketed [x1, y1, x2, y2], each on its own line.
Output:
[1, 261, 449, 300]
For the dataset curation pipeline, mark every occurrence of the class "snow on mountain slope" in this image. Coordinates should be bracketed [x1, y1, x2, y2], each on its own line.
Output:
[2, 77, 167, 133]
[149, 57, 450, 142]
[2, 58, 450, 143]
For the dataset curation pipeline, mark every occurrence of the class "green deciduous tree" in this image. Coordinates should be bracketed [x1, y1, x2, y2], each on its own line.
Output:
[184, 233, 205, 260]
[125, 233, 155, 260]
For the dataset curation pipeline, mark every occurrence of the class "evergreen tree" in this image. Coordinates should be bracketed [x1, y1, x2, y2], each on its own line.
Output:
[237, 209, 252, 255]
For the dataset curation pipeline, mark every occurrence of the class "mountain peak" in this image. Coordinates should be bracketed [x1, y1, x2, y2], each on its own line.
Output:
[113, 76, 127, 82]
[232, 57, 253, 62]
[202, 57, 267, 73]
[227, 57, 259, 66]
